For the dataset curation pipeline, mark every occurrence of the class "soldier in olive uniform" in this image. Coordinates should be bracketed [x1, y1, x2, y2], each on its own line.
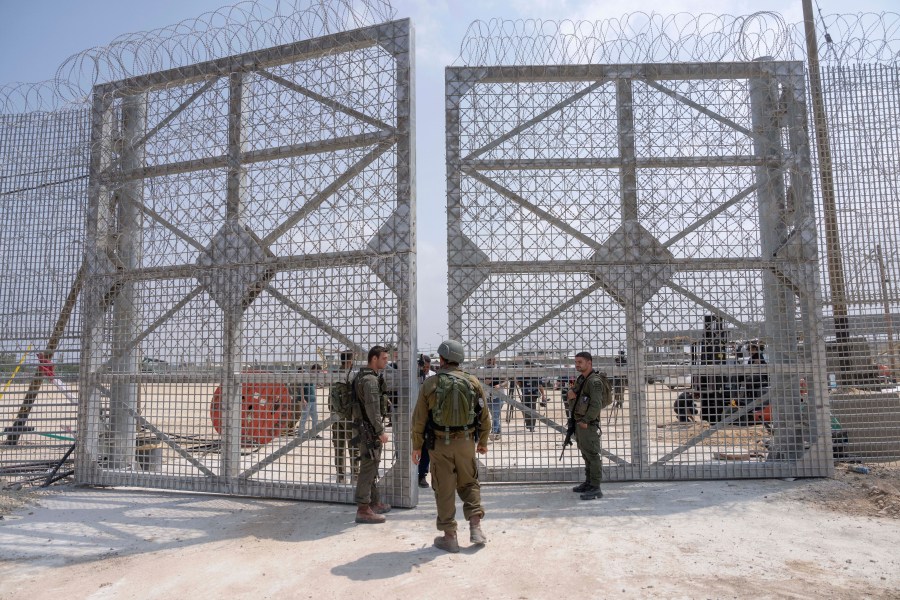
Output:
[567, 351, 609, 500]
[411, 340, 491, 553]
[353, 346, 392, 524]
[332, 351, 358, 483]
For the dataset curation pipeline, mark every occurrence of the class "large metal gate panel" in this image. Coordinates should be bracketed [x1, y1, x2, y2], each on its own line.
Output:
[76, 19, 417, 506]
[1, 109, 88, 479]
[447, 62, 832, 482]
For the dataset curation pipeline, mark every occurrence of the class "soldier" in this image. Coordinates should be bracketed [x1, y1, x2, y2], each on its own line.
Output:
[411, 340, 491, 553]
[352, 345, 392, 524]
[331, 351, 357, 484]
[567, 351, 609, 500]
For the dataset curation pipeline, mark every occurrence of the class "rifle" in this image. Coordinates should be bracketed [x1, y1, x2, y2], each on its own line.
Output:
[558, 372, 594, 461]
[559, 414, 577, 460]
[352, 416, 382, 459]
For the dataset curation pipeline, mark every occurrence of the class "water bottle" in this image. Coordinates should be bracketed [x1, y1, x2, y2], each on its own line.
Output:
[848, 465, 870, 474]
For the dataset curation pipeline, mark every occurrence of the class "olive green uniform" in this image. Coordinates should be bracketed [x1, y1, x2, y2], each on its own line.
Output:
[331, 369, 358, 482]
[353, 367, 387, 505]
[411, 367, 491, 533]
[331, 420, 357, 481]
[568, 371, 606, 487]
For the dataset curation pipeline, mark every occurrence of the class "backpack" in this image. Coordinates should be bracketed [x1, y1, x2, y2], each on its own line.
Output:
[431, 371, 476, 430]
[597, 372, 613, 409]
[329, 372, 356, 421]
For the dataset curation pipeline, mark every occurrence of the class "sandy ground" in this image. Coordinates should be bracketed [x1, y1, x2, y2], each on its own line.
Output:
[1, 464, 899, 600]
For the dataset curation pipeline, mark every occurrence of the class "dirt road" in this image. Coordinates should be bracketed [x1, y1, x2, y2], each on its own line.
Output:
[1, 465, 899, 599]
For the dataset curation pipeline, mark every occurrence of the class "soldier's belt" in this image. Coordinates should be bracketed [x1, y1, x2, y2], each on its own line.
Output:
[432, 429, 474, 440]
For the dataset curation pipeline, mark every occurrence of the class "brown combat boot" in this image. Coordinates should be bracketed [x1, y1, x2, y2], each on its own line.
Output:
[355, 504, 386, 524]
[371, 502, 392, 514]
[469, 516, 487, 545]
[433, 531, 460, 553]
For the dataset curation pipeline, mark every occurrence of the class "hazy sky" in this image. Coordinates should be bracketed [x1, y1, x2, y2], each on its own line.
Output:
[0, 0, 895, 350]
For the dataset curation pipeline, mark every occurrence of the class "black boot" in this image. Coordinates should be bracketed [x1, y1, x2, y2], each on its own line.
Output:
[579, 485, 603, 500]
[572, 481, 590, 493]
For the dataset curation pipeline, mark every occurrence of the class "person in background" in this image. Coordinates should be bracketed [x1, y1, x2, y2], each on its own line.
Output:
[416, 354, 437, 487]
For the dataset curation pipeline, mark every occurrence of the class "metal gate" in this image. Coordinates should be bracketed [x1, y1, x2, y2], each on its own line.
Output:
[77, 19, 418, 506]
[446, 61, 832, 481]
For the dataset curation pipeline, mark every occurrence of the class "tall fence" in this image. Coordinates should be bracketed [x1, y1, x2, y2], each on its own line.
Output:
[1, 2, 421, 507]
[2, 8, 899, 494]
[446, 60, 830, 481]
[448, 11, 900, 481]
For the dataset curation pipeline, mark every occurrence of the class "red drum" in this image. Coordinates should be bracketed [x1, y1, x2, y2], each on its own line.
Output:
[210, 381, 293, 445]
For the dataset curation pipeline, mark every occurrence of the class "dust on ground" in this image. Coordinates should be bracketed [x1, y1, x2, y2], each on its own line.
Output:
[2, 467, 900, 600]
[0, 479, 42, 517]
[788, 461, 900, 519]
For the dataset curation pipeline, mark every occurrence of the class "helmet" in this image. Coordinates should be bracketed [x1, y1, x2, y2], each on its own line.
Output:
[437, 339, 465, 364]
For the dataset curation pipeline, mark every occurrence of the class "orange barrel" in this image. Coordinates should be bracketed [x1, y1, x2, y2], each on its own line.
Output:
[210, 381, 293, 445]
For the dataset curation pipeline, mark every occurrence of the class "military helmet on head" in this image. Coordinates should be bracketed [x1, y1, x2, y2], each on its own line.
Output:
[437, 339, 465, 364]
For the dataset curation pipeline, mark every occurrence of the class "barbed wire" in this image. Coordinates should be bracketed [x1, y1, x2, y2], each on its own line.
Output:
[0, 0, 395, 114]
[456, 12, 900, 67]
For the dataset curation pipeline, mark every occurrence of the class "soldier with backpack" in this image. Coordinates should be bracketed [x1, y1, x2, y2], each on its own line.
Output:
[567, 351, 612, 500]
[329, 351, 358, 484]
[411, 340, 491, 553]
[352, 345, 392, 524]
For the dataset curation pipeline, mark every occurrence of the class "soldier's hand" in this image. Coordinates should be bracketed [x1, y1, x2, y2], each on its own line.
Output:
[476, 444, 488, 455]
[567, 389, 576, 401]
[578, 421, 588, 429]
[411, 449, 421, 465]
[379, 432, 389, 444]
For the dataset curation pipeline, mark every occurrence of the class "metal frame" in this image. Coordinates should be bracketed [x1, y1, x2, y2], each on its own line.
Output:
[446, 61, 831, 481]
[77, 19, 417, 506]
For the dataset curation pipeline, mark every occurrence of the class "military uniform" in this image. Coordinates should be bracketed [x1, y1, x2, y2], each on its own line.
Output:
[568, 371, 606, 496]
[352, 366, 387, 506]
[411, 366, 491, 534]
[331, 369, 358, 482]
[331, 419, 357, 482]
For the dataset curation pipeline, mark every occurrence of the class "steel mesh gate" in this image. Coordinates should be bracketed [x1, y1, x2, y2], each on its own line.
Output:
[0, 109, 88, 480]
[76, 19, 417, 506]
[446, 61, 832, 481]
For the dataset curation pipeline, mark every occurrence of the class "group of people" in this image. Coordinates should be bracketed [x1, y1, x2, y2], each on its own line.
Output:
[333, 341, 611, 553]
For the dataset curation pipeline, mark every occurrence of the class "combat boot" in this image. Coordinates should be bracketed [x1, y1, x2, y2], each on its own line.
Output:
[434, 531, 460, 553]
[469, 516, 487, 545]
[572, 481, 591, 493]
[579, 485, 603, 500]
[371, 501, 392, 514]
[355, 504, 386, 524]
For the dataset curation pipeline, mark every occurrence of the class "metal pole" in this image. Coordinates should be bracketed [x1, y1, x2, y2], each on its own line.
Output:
[108, 93, 146, 470]
[750, 61, 803, 461]
[802, 0, 851, 379]
[875, 245, 898, 379]
[221, 72, 248, 484]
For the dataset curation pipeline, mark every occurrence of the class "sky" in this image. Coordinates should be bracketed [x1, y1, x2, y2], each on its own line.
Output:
[0, 0, 895, 352]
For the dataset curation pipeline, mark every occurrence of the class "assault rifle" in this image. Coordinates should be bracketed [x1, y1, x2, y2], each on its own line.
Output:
[352, 416, 382, 459]
[559, 414, 577, 461]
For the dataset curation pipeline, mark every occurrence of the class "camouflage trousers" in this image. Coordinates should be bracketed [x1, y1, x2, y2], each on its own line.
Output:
[429, 435, 484, 532]
[575, 423, 602, 487]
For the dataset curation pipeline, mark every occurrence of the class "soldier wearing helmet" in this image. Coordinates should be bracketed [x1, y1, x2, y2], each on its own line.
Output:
[411, 339, 491, 553]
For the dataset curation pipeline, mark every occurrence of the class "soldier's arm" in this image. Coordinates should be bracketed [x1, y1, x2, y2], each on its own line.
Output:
[361, 376, 385, 436]
[410, 385, 430, 451]
[473, 380, 491, 448]
[581, 377, 604, 422]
